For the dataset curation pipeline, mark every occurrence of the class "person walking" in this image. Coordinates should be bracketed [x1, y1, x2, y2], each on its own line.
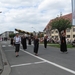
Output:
[33, 36, 39, 56]
[10, 38, 14, 45]
[28, 36, 31, 45]
[60, 32, 68, 53]
[44, 36, 47, 48]
[21, 35, 27, 50]
[13, 33, 21, 57]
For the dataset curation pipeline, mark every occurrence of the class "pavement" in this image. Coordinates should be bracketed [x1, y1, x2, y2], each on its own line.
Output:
[0, 42, 11, 75]
[0, 44, 3, 74]
[0, 41, 75, 75]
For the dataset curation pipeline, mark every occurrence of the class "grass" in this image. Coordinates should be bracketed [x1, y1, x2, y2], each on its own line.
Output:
[48, 44, 75, 48]
[40, 42, 75, 48]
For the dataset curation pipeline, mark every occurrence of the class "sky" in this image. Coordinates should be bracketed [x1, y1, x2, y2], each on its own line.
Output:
[0, 0, 72, 33]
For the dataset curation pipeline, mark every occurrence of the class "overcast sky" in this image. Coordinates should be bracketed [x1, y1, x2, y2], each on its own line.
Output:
[0, 0, 72, 33]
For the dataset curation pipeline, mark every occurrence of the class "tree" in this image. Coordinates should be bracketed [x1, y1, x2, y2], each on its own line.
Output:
[51, 17, 72, 39]
[38, 32, 44, 38]
[9, 33, 16, 38]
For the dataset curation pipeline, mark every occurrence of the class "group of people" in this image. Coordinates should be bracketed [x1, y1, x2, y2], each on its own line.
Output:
[11, 32, 68, 57]
[11, 33, 40, 57]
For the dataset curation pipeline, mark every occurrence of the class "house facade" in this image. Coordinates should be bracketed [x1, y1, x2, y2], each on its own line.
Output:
[43, 13, 75, 42]
[0, 31, 14, 40]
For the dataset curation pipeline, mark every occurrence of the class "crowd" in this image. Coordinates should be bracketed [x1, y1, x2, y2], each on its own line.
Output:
[10, 32, 68, 57]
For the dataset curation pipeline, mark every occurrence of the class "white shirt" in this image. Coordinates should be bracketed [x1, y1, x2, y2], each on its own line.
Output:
[14, 36, 21, 44]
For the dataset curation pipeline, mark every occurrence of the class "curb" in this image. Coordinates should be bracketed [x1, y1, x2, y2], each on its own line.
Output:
[0, 48, 3, 74]
[0, 45, 11, 75]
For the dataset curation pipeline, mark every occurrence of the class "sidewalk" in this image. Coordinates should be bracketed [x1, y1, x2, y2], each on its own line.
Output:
[0, 45, 3, 74]
[0, 44, 11, 75]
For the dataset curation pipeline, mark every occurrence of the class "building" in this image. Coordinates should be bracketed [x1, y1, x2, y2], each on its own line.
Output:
[0, 31, 14, 40]
[72, 0, 75, 25]
[43, 13, 75, 42]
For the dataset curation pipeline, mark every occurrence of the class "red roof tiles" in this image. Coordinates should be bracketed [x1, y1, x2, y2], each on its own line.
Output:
[44, 13, 72, 31]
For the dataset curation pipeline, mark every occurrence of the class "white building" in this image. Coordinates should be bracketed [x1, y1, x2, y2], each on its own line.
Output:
[43, 13, 75, 42]
[0, 31, 14, 40]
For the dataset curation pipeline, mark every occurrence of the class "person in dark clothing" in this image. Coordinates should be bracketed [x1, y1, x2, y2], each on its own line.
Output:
[34, 36, 39, 56]
[28, 37, 31, 45]
[60, 32, 68, 53]
[21, 35, 27, 50]
[21, 36, 23, 44]
[44, 36, 47, 48]
[10, 38, 14, 45]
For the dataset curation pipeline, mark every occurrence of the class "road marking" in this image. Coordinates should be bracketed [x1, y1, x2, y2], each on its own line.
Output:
[11, 61, 46, 68]
[2, 44, 33, 48]
[8, 45, 12, 47]
[20, 49, 75, 74]
[2, 45, 14, 47]
[2, 45, 6, 47]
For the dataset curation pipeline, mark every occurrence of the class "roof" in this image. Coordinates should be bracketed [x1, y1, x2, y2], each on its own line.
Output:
[43, 13, 72, 31]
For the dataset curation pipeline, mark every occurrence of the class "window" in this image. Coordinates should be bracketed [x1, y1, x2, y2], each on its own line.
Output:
[55, 30, 58, 33]
[73, 28, 75, 32]
[67, 35, 70, 38]
[66, 29, 70, 32]
[55, 36, 58, 38]
[51, 31, 54, 34]
[73, 35, 75, 38]
[52, 36, 54, 38]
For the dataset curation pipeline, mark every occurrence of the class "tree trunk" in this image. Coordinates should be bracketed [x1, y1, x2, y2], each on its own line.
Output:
[64, 29, 66, 35]
[59, 31, 61, 41]
[59, 31, 62, 45]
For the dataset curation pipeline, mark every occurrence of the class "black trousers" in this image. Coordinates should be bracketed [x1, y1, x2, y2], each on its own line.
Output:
[34, 45, 39, 54]
[15, 44, 20, 52]
[44, 43, 47, 48]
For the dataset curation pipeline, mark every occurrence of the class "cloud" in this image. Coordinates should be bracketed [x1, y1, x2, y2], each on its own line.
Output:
[0, 0, 72, 33]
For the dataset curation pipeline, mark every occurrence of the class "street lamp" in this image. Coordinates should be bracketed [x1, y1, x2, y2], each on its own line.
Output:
[31, 27, 38, 36]
[32, 27, 37, 32]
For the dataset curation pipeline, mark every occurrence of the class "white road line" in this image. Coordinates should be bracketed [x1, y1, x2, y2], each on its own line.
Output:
[8, 45, 12, 47]
[2, 45, 6, 47]
[2, 45, 14, 47]
[11, 61, 46, 68]
[20, 49, 75, 74]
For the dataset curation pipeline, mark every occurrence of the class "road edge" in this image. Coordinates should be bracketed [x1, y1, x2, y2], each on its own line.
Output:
[0, 45, 11, 75]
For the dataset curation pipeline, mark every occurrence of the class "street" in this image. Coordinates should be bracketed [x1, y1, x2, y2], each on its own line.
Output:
[1, 41, 75, 75]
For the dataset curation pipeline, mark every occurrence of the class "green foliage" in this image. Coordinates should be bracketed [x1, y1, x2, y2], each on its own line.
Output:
[38, 32, 44, 38]
[9, 33, 16, 38]
[51, 17, 72, 32]
[48, 44, 75, 48]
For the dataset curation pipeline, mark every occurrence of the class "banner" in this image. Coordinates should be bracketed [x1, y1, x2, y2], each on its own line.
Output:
[72, 0, 75, 25]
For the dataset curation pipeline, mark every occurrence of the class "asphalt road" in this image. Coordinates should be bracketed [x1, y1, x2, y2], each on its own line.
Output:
[1, 41, 75, 75]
